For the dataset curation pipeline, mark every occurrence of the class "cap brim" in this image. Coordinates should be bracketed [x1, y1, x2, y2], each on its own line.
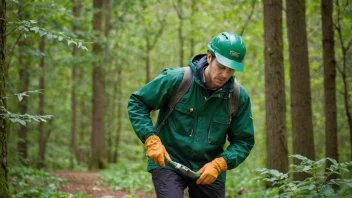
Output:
[215, 52, 244, 72]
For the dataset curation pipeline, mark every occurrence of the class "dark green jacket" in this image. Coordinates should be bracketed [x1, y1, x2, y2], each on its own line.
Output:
[127, 55, 254, 183]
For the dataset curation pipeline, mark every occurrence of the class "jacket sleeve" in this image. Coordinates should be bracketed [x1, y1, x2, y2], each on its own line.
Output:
[127, 69, 182, 143]
[219, 86, 255, 169]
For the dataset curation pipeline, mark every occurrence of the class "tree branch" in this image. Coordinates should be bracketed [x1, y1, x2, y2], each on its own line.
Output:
[240, 0, 257, 36]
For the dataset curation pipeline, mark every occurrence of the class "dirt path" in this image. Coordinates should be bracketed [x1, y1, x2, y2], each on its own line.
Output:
[52, 171, 155, 198]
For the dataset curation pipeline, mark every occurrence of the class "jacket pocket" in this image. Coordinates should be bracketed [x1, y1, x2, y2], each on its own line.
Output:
[208, 115, 229, 145]
[171, 103, 195, 136]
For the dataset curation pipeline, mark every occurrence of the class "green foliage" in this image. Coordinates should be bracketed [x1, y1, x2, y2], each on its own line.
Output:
[0, 106, 53, 126]
[9, 166, 89, 198]
[100, 159, 154, 194]
[1, 103, 52, 126]
[256, 155, 352, 197]
[1, 90, 52, 126]
[7, 20, 89, 50]
[225, 166, 265, 198]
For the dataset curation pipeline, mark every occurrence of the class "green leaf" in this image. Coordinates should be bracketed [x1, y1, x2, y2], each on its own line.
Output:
[308, 184, 315, 190]
[81, 46, 88, 51]
[17, 94, 23, 102]
[30, 26, 39, 33]
[327, 158, 338, 166]
[39, 30, 47, 37]
[303, 166, 312, 172]
[10, 118, 26, 126]
[291, 154, 308, 161]
[47, 33, 54, 40]
[67, 40, 74, 46]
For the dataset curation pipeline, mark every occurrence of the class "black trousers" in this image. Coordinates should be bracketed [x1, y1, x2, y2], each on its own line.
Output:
[151, 168, 225, 198]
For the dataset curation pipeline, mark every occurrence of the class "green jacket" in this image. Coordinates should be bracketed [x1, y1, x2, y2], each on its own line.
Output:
[127, 55, 254, 183]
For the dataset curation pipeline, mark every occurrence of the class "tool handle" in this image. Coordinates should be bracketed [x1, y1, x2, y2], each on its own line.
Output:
[194, 172, 201, 178]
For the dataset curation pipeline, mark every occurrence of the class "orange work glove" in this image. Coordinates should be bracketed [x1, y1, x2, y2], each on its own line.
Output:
[196, 157, 227, 185]
[144, 135, 171, 168]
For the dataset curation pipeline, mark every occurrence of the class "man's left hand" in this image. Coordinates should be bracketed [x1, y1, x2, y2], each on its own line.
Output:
[196, 157, 227, 185]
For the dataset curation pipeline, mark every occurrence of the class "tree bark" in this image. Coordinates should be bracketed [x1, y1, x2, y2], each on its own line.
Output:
[321, 0, 338, 176]
[286, 0, 315, 181]
[37, 37, 46, 169]
[70, 0, 82, 169]
[335, 0, 352, 161]
[104, 0, 112, 163]
[17, 3, 29, 165]
[263, 0, 289, 174]
[145, 36, 151, 83]
[0, 0, 10, 196]
[113, 68, 122, 163]
[176, 0, 184, 66]
[90, 0, 108, 170]
[189, 0, 196, 57]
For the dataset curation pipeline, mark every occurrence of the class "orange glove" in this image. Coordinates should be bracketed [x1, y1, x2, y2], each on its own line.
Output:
[144, 135, 171, 168]
[196, 157, 227, 185]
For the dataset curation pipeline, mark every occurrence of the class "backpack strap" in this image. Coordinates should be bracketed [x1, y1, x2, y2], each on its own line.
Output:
[156, 67, 193, 134]
[229, 78, 241, 124]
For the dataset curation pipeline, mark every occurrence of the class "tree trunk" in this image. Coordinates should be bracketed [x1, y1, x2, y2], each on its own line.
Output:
[70, 0, 81, 169]
[335, 0, 352, 161]
[145, 37, 151, 83]
[0, 0, 10, 196]
[113, 68, 122, 163]
[286, 0, 315, 181]
[37, 37, 46, 169]
[104, 0, 112, 163]
[17, 4, 29, 165]
[176, 0, 184, 66]
[321, 0, 338, 176]
[263, 0, 289, 174]
[189, 0, 196, 57]
[90, 0, 108, 170]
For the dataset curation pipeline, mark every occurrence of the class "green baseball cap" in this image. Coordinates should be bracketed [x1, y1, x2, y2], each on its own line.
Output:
[207, 32, 246, 72]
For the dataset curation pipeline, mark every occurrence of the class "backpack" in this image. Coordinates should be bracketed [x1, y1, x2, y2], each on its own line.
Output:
[156, 67, 240, 134]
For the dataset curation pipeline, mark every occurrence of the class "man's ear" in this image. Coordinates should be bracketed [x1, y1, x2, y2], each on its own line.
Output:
[207, 52, 212, 63]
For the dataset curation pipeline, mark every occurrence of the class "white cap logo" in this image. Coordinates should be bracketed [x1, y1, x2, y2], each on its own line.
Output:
[230, 50, 240, 58]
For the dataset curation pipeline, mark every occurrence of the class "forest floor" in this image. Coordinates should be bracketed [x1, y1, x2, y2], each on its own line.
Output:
[51, 171, 155, 198]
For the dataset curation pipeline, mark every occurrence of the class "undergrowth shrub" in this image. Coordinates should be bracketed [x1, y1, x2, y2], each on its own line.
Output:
[9, 166, 89, 198]
[100, 159, 154, 195]
[257, 155, 352, 197]
[226, 167, 265, 197]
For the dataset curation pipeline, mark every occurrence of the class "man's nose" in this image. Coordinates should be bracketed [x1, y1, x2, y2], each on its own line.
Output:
[222, 69, 232, 77]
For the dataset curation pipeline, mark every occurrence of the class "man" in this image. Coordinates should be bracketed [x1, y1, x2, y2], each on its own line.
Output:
[128, 32, 254, 198]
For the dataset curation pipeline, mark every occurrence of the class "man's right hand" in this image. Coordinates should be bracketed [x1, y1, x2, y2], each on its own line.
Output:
[144, 135, 171, 167]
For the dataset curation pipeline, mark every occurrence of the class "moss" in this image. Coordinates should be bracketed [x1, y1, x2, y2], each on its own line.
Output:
[0, 170, 10, 198]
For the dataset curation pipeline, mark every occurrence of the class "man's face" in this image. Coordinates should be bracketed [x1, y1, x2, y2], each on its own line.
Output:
[205, 53, 235, 89]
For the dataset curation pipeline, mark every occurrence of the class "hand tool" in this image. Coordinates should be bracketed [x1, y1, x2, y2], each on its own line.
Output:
[169, 161, 201, 179]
